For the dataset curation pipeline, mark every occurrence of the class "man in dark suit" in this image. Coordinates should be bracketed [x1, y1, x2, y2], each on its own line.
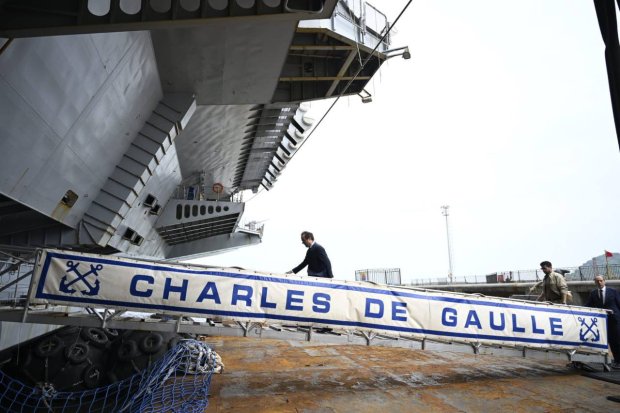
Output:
[586, 275, 620, 368]
[287, 231, 333, 278]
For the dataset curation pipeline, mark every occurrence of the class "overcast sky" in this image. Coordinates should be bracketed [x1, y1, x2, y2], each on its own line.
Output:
[192, 0, 620, 283]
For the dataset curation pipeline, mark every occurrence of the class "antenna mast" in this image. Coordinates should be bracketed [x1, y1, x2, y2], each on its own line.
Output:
[441, 205, 454, 283]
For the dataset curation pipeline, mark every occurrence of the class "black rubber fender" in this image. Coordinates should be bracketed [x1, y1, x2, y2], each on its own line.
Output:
[139, 332, 164, 354]
[167, 336, 181, 350]
[34, 335, 63, 358]
[80, 327, 109, 348]
[83, 365, 103, 389]
[11, 347, 33, 368]
[65, 342, 89, 364]
[57, 326, 80, 337]
[106, 370, 119, 384]
[103, 328, 119, 339]
[117, 340, 139, 361]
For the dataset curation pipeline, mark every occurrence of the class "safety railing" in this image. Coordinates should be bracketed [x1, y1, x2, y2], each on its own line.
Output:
[406, 264, 620, 286]
[333, 0, 390, 49]
[0, 254, 34, 306]
[238, 220, 265, 235]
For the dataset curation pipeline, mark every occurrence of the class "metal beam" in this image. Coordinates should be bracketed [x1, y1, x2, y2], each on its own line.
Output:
[0, 270, 33, 294]
[279, 76, 371, 81]
[0, 305, 606, 364]
[289, 45, 355, 51]
[326, 49, 359, 97]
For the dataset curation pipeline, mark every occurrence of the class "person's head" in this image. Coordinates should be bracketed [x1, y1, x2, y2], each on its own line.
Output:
[300, 231, 314, 248]
[594, 275, 606, 289]
[540, 261, 553, 275]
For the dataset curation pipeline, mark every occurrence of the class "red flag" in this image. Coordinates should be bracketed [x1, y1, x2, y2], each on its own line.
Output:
[605, 250, 613, 258]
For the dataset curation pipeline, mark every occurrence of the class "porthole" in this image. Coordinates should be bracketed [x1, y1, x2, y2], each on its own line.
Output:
[150, 0, 171, 13]
[88, 0, 110, 16]
[192, 205, 198, 216]
[180, 0, 200, 11]
[200, 205, 206, 215]
[176, 204, 182, 219]
[184, 205, 190, 218]
[236, 0, 255, 9]
[120, 0, 141, 14]
[208, 0, 227, 10]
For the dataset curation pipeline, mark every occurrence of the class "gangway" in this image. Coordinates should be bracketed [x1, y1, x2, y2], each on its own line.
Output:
[0, 249, 611, 365]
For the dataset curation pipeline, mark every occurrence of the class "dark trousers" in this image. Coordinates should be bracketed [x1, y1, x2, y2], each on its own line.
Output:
[608, 316, 620, 361]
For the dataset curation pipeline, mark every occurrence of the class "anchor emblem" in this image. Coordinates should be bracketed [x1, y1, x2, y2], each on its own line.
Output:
[59, 261, 102, 296]
[578, 317, 600, 342]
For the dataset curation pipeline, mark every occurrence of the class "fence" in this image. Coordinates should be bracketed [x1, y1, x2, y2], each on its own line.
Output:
[355, 268, 401, 285]
[406, 264, 620, 286]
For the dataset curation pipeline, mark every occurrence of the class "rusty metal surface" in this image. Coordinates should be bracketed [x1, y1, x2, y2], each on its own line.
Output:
[205, 337, 619, 412]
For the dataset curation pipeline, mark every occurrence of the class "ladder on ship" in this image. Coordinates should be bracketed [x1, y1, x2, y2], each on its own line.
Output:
[0, 249, 611, 366]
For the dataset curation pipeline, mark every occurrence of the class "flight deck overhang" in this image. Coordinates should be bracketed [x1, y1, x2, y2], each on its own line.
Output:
[273, 0, 392, 102]
[0, 0, 339, 38]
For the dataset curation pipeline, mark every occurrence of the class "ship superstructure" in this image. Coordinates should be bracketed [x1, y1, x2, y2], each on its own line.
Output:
[0, 0, 394, 261]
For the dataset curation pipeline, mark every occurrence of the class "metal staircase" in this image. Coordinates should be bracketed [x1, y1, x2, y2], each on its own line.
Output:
[81, 94, 196, 248]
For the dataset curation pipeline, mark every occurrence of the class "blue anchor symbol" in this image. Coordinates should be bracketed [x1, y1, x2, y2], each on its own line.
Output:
[578, 317, 600, 342]
[59, 261, 102, 296]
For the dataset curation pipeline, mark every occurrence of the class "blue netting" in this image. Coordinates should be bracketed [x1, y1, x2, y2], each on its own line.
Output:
[0, 339, 221, 413]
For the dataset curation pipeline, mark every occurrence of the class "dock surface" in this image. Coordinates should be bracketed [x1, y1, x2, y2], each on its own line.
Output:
[205, 337, 618, 412]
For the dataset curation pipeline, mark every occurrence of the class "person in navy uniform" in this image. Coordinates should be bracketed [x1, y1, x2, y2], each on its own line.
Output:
[585, 275, 620, 368]
[287, 231, 333, 278]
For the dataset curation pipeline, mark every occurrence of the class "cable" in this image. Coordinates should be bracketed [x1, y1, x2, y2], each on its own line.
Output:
[292, 0, 414, 154]
[244, 187, 265, 203]
[0, 38, 13, 56]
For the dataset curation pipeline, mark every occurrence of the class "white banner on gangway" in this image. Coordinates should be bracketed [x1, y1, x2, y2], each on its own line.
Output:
[30, 249, 608, 354]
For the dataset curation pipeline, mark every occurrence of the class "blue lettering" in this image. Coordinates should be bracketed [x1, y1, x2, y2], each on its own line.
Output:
[286, 290, 304, 311]
[531, 316, 544, 334]
[392, 302, 407, 321]
[130, 274, 153, 297]
[231, 284, 253, 306]
[260, 287, 276, 309]
[163, 278, 188, 301]
[511, 314, 525, 333]
[464, 310, 482, 329]
[549, 317, 563, 336]
[365, 298, 384, 318]
[312, 293, 330, 313]
[196, 282, 221, 303]
[442, 307, 457, 327]
[489, 311, 505, 330]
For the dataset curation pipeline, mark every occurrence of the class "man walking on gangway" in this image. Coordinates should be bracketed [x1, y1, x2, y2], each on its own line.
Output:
[287, 231, 333, 278]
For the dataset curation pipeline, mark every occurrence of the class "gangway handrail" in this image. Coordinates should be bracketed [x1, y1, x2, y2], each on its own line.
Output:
[0, 248, 611, 366]
[0, 269, 33, 294]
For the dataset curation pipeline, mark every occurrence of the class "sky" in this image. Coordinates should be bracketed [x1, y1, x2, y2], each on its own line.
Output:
[192, 0, 620, 283]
